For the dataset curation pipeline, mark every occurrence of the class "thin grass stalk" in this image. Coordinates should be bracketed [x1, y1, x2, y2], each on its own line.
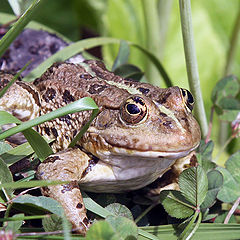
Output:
[179, 0, 208, 138]
[141, 0, 162, 86]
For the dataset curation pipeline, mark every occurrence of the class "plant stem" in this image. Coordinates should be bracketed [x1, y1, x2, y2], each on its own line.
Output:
[224, 3, 240, 76]
[179, 0, 208, 138]
[219, 3, 240, 146]
[141, 0, 162, 86]
[158, 0, 173, 59]
[224, 196, 240, 224]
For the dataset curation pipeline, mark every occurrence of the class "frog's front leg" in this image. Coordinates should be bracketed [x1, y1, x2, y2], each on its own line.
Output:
[36, 148, 90, 235]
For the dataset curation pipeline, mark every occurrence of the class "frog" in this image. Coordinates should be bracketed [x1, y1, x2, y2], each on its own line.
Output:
[0, 60, 201, 234]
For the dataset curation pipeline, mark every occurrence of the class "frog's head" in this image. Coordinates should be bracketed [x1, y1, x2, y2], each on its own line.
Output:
[82, 86, 201, 161]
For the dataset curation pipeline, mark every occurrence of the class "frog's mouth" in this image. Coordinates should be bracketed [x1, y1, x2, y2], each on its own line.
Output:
[109, 144, 198, 160]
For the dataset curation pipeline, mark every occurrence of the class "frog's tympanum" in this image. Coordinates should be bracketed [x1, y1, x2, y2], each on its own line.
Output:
[0, 60, 201, 234]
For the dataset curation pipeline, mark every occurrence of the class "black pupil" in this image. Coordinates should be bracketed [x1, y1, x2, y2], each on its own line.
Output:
[127, 104, 140, 114]
[186, 90, 194, 104]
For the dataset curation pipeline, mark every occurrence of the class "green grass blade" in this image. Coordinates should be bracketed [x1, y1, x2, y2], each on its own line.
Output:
[0, 179, 69, 189]
[0, 97, 98, 140]
[22, 36, 171, 88]
[0, 139, 52, 166]
[131, 43, 172, 87]
[0, 111, 21, 125]
[69, 108, 98, 147]
[22, 128, 53, 161]
[0, 0, 43, 58]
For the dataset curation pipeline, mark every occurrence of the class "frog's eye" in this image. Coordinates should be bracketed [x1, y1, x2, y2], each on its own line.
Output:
[120, 96, 148, 124]
[180, 88, 194, 111]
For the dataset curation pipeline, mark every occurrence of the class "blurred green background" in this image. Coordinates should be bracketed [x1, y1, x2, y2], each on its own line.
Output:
[1, 0, 239, 162]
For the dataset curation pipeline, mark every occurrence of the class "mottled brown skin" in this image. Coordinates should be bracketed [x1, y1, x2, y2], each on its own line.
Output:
[0, 60, 201, 234]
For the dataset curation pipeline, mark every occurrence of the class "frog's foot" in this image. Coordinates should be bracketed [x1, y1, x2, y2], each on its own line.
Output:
[36, 148, 90, 235]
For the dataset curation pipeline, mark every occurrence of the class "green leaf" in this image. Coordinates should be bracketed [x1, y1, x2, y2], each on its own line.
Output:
[105, 203, 133, 220]
[113, 64, 144, 81]
[201, 170, 223, 209]
[22, 128, 53, 161]
[13, 194, 64, 217]
[82, 192, 112, 219]
[211, 75, 240, 104]
[179, 166, 208, 207]
[217, 97, 240, 110]
[225, 151, 240, 183]
[160, 190, 194, 219]
[42, 214, 63, 232]
[112, 40, 130, 71]
[85, 220, 116, 240]
[0, 0, 43, 58]
[8, 0, 33, 16]
[219, 109, 240, 121]
[4, 213, 24, 233]
[0, 157, 13, 197]
[217, 151, 240, 202]
[214, 211, 236, 224]
[216, 166, 240, 203]
[0, 141, 12, 155]
[1, 141, 35, 166]
[0, 111, 22, 125]
[197, 140, 216, 172]
[106, 215, 138, 240]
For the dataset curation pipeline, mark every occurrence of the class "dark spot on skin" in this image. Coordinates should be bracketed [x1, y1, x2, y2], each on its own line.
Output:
[181, 117, 190, 128]
[42, 88, 56, 103]
[61, 181, 79, 194]
[73, 129, 77, 137]
[0, 78, 9, 89]
[76, 203, 83, 209]
[44, 126, 50, 136]
[137, 87, 150, 95]
[83, 217, 89, 226]
[163, 121, 172, 128]
[160, 112, 168, 117]
[88, 84, 107, 94]
[59, 115, 72, 125]
[81, 154, 99, 178]
[49, 43, 59, 54]
[16, 82, 41, 106]
[62, 90, 75, 104]
[80, 73, 93, 80]
[44, 155, 60, 163]
[158, 92, 171, 104]
[51, 127, 58, 138]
